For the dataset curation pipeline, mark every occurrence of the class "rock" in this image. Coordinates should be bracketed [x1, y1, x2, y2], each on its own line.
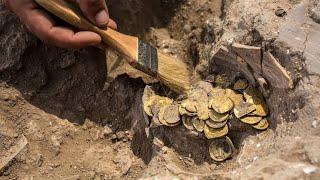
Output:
[312, 120, 317, 128]
[304, 21, 320, 75]
[0, 135, 28, 170]
[113, 149, 132, 176]
[33, 154, 43, 167]
[231, 43, 262, 74]
[102, 125, 113, 138]
[278, 3, 320, 75]
[253, 73, 270, 97]
[262, 51, 293, 89]
[183, 24, 192, 33]
[0, 9, 36, 72]
[211, 46, 256, 85]
[275, 8, 287, 17]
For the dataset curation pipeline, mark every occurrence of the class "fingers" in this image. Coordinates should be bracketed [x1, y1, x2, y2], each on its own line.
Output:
[108, 18, 117, 30]
[73, 0, 110, 27]
[25, 8, 101, 49]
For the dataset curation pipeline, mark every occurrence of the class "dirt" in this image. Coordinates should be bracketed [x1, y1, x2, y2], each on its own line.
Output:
[1, 0, 320, 179]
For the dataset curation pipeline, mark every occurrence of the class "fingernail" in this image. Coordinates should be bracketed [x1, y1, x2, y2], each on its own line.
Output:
[95, 10, 109, 27]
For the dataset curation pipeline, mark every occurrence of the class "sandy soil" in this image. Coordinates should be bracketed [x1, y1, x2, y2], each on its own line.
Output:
[0, 0, 320, 179]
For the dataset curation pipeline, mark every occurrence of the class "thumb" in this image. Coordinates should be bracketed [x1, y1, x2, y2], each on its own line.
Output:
[77, 0, 109, 27]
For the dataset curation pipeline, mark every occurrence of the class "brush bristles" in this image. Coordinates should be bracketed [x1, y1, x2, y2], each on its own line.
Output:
[157, 53, 192, 94]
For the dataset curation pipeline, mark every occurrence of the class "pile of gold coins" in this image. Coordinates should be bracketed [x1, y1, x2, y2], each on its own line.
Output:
[143, 78, 269, 162]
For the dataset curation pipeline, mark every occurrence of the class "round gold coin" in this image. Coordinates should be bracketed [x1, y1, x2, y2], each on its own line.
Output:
[240, 116, 262, 125]
[182, 115, 195, 130]
[163, 104, 181, 124]
[208, 109, 229, 122]
[204, 124, 228, 139]
[185, 100, 197, 113]
[248, 98, 269, 117]
[209, 96, 234, 114]
[143, 96, 157, 116]
[233, 79, 248, 90]
[192, 117, 205, 132]
[179, 105, 196, 116]
[206, 119, 227, 129]
[252, 118, 269, 130]
[233, 101, 256, 118]
[209, 136, 235, 162]
[188, 89, 207, 101]
[209, 88, 226, 99]
[158, 106, 180, 127]
[142, 86, 156, 116]
[225, 89, 243, 106]
[196, 102, 209, 120]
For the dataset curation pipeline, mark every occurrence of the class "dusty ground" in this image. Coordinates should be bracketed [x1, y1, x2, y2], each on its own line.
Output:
[1, 0, 320, 179]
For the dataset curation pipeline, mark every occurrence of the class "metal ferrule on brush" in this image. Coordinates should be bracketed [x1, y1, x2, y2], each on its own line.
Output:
[137, 39, 158, 76]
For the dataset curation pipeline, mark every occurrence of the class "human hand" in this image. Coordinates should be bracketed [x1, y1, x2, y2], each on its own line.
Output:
[4, 0, 117, 49]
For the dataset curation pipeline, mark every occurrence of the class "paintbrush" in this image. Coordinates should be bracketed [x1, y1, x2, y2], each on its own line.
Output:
[35, 0, 192, 93]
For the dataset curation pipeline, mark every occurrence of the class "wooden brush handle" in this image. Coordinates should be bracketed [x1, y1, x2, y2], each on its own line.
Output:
[35, 0, 138, 64]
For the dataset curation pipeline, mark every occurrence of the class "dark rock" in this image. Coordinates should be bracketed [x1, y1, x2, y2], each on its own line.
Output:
[211, 46, 256, 85]
[231, 43, 262, 74]
[275, 8, 287, 17]
[262, 51, 293, 89]
[0, 7, 36, 72]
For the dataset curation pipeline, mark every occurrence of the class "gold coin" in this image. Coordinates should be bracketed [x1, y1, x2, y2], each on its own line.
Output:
[143, 96, 157, 116]
[225, 89, 243, 106]
[233, 79, 248, 90]
[243, 86, 264, 102]
[206, 119, 227, 129]
[196, 103, 209, 120]
[163, 105, 181, 124]
[158, 106, 180, 127]
[150, 98, 172, 121]
[178, 105, 196, 116]
[188, 89, 209, 119]
[233, 101, 256, 118]
[157, 97, 174, 106]
[192, 117, 205, 132]
[188, 89, 207, 100]
[248, 98, 269, 117]
[142, 86, 156, 116]
[209, 96, 234, 114]
[209, 88, 226, 99]
[143, 86, 172, 116]
[208, 109, 229, 122]
[204, 124, 228, 139]
[185, 100, 197, 113]
[182, 115, 195, 130]
[209, 136, 235, 162]
[252, 118, 269, 130]
[240, 116, 262, 125]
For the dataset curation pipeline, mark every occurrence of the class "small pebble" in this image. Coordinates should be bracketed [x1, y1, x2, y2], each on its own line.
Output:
[275, 8, 287, 17]
[312, 120, 317, 128]
[183, 24, 192, 33]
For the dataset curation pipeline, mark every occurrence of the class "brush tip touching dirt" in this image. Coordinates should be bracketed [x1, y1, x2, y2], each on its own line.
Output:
[157, 52, 192, 94]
